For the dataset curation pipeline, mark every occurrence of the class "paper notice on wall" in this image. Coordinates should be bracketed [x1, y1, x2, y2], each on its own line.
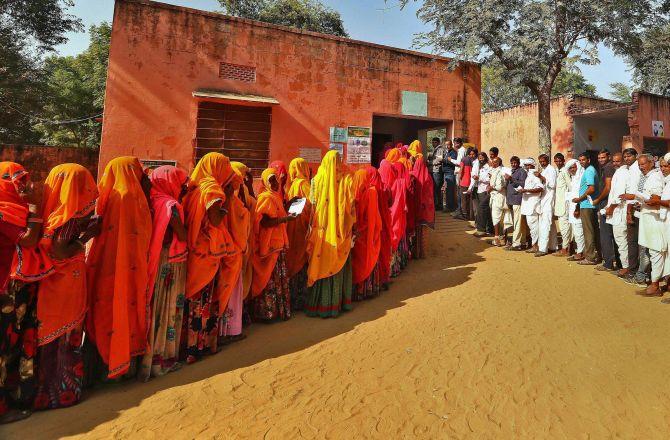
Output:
[299, 147, 322, 164]
[330, 127, 348, 143]
[346, 126, 371, 164]
[140, 159, 177, 171]
[329, 143, 345, 156]
[653, 120, 665, 137]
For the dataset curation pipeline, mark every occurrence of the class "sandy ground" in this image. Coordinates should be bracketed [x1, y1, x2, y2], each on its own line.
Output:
[4, 213, 670, 439]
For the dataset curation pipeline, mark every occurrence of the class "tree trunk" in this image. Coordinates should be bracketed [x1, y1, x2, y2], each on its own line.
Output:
[537, 91, 552, 156]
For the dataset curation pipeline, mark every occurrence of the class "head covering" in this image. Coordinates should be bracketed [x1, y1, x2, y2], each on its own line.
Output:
[385, 148, 402, 163]
[146, 166, 189, 302]
[285, 158, 312, 278]
[37, 164, 98, 346]
[523, 158, 536, 168]
[251, 167, 289, 296]
[0, 162, 29, 227]
[383, 160, 407, 251]
[306, 150, 356, 287]
[408, 140, 423, 158]
[184, 153, 239, 300]
[351, 169, 382, 284]
[86, 156, 152, 378]
[230, 161, 256, 299]
[411, 156, 435, 228]
[269, 160, 288, 201]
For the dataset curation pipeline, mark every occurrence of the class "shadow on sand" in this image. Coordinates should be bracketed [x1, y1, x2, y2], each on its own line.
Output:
[1, 214, 489, 439]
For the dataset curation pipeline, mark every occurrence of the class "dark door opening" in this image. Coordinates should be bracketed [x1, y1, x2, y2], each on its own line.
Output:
[371, 115, 452, 167]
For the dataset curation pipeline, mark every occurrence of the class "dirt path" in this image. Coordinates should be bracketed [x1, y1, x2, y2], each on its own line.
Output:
[4, 213, 670, 439]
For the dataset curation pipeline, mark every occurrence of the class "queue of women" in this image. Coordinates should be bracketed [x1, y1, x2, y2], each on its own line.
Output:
[0, 141, 434, 423]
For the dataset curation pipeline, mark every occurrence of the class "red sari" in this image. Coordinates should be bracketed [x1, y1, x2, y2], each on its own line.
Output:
[368, 166, 392, 284]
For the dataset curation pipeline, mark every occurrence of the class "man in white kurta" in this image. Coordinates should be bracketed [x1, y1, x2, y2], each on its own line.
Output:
[520, 158, 543, 253]
[488, 157, 508, 246]
[566, 159, 586, 259]
[553, 153, 572, 257]
[605, 153, 630, 277]
[536, 154, 557, 256]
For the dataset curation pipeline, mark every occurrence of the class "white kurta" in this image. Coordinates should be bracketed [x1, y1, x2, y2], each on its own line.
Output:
[637, 169, 665, 252]
[554, 167, 571, 218]
[538, 166, 557, 252]
[520, 171, 543, 216]
[605, 165, 630, 226]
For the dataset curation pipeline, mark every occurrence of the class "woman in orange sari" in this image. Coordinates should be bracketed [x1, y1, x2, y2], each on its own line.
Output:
[217, 162, 251, 344]
[33, 164, 100, 411]
[182, 153, 240, 363]
[270, 160, 288, 201]
[138, 166, 189, 381]
[351, 169, 382, 301]
[251, 168, 293, 321]
[0, 162, 46, 422]
[305, 151, 356, 319]
[86, 157, 152, 380]
[286, 158, 312, 310]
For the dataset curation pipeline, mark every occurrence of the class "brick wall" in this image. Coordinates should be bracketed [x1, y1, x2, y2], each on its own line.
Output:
[0, 145, 99, 183]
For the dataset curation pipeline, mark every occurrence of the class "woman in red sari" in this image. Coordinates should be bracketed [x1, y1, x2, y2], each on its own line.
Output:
[0, 162, 45, 422]
[269, 160, 289, 202]
[408, 142, 435, 259]
[368, 166, 393, 289]
[351, 169, 382, 300]
[34, 164, 100, 411]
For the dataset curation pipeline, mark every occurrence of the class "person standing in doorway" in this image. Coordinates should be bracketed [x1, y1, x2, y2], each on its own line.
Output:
[443, 140, 457, 212]
[429, 137, 445, 211]
[572, 153, 601, 265]
[452, 138, 466, 215]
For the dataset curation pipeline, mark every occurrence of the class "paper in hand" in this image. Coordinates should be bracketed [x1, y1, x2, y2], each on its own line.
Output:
[288, 198, 307, 216]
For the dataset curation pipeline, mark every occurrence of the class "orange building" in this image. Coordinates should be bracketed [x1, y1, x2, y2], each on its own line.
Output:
[482, 92, 670, 160]
[100, 0, 481, 175]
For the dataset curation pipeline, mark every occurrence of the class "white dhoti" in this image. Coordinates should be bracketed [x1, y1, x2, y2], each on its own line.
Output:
[525, 213, 540, 246]
[612, 223, 629, 269]
[649, 249, 666, 282]
[557, 214, 572, 250]
[538, 209, 557, 253]
[572, 221, 585, 254]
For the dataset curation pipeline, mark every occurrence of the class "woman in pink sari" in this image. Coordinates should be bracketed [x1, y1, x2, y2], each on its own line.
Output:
[139, 166, 189, 381]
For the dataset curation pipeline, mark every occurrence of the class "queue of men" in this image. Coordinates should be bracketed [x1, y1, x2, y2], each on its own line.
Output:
[429, 140, 670, 298]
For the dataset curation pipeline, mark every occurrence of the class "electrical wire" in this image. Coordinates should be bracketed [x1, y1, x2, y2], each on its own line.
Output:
[0, 96, 103, 125]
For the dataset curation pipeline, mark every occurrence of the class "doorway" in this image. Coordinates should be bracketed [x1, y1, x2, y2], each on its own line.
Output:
[371, 114, 452, 166]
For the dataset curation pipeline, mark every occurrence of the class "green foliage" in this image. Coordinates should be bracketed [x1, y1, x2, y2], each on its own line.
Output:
[629, 21, 670, 95]
[482, 60, 597, 112]
[0, 0, 82, 144]
[609, 82, 633, 102]
[219, 0, 348, 37]
[35, 23, 111, 148]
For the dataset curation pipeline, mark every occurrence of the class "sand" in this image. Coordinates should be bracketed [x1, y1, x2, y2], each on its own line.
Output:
[4, 213, 670, 439]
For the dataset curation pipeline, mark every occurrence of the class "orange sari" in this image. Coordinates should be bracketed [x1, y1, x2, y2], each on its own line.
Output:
[251, 168, 289, 296]
[306, 150, 355, 287]
[351, 170, 382, 284]
[38, 164, 98, 346]
[86, 156, 152, 378]
[231, 162, 256, 299]
[184, 153, 240, 305]
[285, 158, 312, 278]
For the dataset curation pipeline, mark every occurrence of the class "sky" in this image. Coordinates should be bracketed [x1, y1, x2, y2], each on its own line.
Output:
[56, 0, 633, 98]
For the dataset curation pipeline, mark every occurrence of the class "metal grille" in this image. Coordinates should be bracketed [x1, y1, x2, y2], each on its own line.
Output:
[194, 101, 271, 176]
[219, 62, 256, 83]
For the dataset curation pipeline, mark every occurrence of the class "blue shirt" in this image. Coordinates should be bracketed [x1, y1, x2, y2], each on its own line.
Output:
[579, 165, 598, 209]
[443, 149, 457, 175]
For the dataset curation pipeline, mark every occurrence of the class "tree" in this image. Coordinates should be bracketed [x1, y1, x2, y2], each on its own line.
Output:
[400, 0, 661, 154]
[219, 0, 348, 37]
[482, 59, 597, 112]
[0, 0, 82, 143]
[628, 21, 670, 95]
[609, 82, 633, 102]
[35, 23, 111, 148]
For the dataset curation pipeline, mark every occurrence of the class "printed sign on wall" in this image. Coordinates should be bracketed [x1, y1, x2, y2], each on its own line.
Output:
[401, 91, 428, 117]
[298, 147, 323, 164]
[346, 126, 371, 164]
[140, 159, 178, 171]
[653, 120, 665, 137]
[329, 127, 348, 143]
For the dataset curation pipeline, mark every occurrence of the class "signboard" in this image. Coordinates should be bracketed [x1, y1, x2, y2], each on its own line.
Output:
[329, 127, 348, 143]
[329, 143, 345, 156]
[140, 159, 177, 171]
[298, 147, 322, 164]
[653, 120, 665, 137]
[401, 90, 428, 117]
[346, 126, 371, 164]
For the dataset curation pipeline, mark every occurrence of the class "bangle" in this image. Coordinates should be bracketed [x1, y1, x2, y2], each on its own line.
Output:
[27, 217, 43, 224]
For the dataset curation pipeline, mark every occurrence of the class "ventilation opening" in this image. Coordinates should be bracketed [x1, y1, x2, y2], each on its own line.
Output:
[219, 62, 256, 83]
[194, 101, 271, 176]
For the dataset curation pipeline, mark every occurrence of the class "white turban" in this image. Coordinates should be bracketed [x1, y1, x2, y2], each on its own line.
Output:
[523, 158, 536, 167]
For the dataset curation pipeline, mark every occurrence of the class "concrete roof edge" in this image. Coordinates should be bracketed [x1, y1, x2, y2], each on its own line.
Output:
[634, 90, 670, 100]
[481, 93, 624, 115]
[118, 0, 480, 68]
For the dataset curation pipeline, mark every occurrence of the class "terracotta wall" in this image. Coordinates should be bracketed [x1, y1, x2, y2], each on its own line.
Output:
[100, 0, 481, 173]
[0, 145, 99, 183]
[629, 92, 670, 151]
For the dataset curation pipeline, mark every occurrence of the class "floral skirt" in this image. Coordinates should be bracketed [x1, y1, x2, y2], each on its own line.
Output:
[288, 264, 309, 312]
[253, 252, 291, 322]
[139, 250, 186, 381]
[353, 263, 380, 301]
[219, 273, 243, 339]
[0, 281, 37, 415]
[181, 276, 220, 364]
[33, 327, 84, 410]
[305, 257, 353, 319]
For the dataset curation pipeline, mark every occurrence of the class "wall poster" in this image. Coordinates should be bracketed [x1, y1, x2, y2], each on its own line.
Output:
[653, 120, 665, 137]
[298, 147, 322, 164]
[346, 126, 371, 164]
